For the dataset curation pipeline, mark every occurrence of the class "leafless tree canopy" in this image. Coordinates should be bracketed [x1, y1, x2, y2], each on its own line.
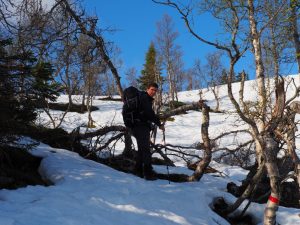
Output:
[1, 1, 300, 223]
[152, 0, 299, 224]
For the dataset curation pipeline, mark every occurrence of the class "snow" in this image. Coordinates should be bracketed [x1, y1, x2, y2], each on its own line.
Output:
[1, 75, 300, 224]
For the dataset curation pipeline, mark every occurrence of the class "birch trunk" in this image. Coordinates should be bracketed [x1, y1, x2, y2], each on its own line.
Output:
[285, 132, 300, 209]
[290, 1, 300, 74]
[263, 136, 280, 225]
[254, 138, 264, 167]
[167, 63, 175, 106]
[261, 79, 285, 225]
[270, 26, 280, 85]
[81, 92, 86, 113]
[297, 164, 300, 208]
[188, 103, 211, 181]
[211, 86, 220, 112]
[285, 106, 300, 208]
[154, 68, 163, 109]
[86, 95, 93, 128]
[248, 0, 267, 130]
[225, 163, 265, 214]
[86, 76, 93, 128]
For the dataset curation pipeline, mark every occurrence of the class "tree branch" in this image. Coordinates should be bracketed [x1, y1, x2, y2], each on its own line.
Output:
[58, 0, 124, 99]
[78, 125, 126, 139]
[160, 100, 205, 120]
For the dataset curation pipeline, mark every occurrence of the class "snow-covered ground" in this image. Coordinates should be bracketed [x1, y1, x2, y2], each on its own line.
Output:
[0, 75, 300, 225]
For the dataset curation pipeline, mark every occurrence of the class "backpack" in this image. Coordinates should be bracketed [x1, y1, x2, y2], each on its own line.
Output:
[122, 86, 142, 127]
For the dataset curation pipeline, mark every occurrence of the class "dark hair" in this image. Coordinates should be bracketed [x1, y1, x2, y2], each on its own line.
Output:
[147, 82, 158, 89]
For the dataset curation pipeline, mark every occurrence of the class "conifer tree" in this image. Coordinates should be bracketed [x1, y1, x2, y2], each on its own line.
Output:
[138, 42, 162, 90]
[0, 38, 60, 144]
[219, 69, 228, 85]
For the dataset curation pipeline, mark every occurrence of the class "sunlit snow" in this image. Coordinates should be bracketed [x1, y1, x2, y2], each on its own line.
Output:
[1, 75, 300, 225]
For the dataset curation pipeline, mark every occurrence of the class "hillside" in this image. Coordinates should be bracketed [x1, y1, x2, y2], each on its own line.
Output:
[1, 76, 300, 225]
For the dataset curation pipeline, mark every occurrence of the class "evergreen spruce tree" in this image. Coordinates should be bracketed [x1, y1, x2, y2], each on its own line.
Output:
[0, 38, 60, 144]
[219, 69, 250, 84]
[138, 42, 162, 90]
[219, 69, 228, 85]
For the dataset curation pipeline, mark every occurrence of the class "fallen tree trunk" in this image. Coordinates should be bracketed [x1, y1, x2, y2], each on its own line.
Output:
[224, 162, 266, 214]
[78, 125, 126, 139]
[159, 100, 205, 120]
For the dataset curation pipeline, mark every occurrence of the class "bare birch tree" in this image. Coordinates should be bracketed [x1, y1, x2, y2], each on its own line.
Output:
[261, 0, 290, 84]
[204, 51, 224, 111]
[289, 0, 300, 74]
[2, 0, 77, 128]
[75, 34, 106, 127]
[57, 0, 124, 99]
[125, 67, 138, 87]
[184, 68, 194, 91]
[155, 14, 184, 107]
[153, 0, 296, 224]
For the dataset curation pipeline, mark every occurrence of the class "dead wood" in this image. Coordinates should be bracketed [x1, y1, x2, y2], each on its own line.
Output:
[266, 77, 285, 132]
[77, 125, 126, 139]
[188, 102, 212, 181]
[159, 100, 205, 120]
[224, 162, 266, 215]
[187, 161, 220, 174]
[59, 0, 124, 99]
[0, 146, 52, 189]
[151, 143, 175, 166]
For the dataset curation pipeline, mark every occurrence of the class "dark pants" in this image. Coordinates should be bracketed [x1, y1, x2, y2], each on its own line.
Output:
[131, 125, 152, 173]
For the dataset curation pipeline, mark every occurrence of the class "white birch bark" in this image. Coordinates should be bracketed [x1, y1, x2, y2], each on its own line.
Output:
[248, 0, 267, 131]
[263, 136, 280, 225]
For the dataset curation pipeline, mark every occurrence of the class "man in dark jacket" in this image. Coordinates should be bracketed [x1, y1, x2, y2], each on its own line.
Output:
[131, 82, 164, 180]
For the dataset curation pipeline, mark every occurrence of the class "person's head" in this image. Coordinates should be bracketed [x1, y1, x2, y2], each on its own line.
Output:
[146, 82, 159, 97]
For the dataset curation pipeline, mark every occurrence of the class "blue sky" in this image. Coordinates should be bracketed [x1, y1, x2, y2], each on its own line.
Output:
[84, 1, 222, 79]
[84, 0, 297, 83]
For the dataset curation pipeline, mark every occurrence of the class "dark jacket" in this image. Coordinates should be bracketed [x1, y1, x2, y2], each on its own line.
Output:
[138, 91, 161, 127]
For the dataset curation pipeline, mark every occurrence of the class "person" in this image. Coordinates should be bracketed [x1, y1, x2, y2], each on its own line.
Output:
[129, 82, 164, 180]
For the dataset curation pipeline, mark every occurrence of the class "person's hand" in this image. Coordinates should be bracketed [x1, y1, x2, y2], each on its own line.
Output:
[150, 123, 156, 131]
[159, 125, 165, 131]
